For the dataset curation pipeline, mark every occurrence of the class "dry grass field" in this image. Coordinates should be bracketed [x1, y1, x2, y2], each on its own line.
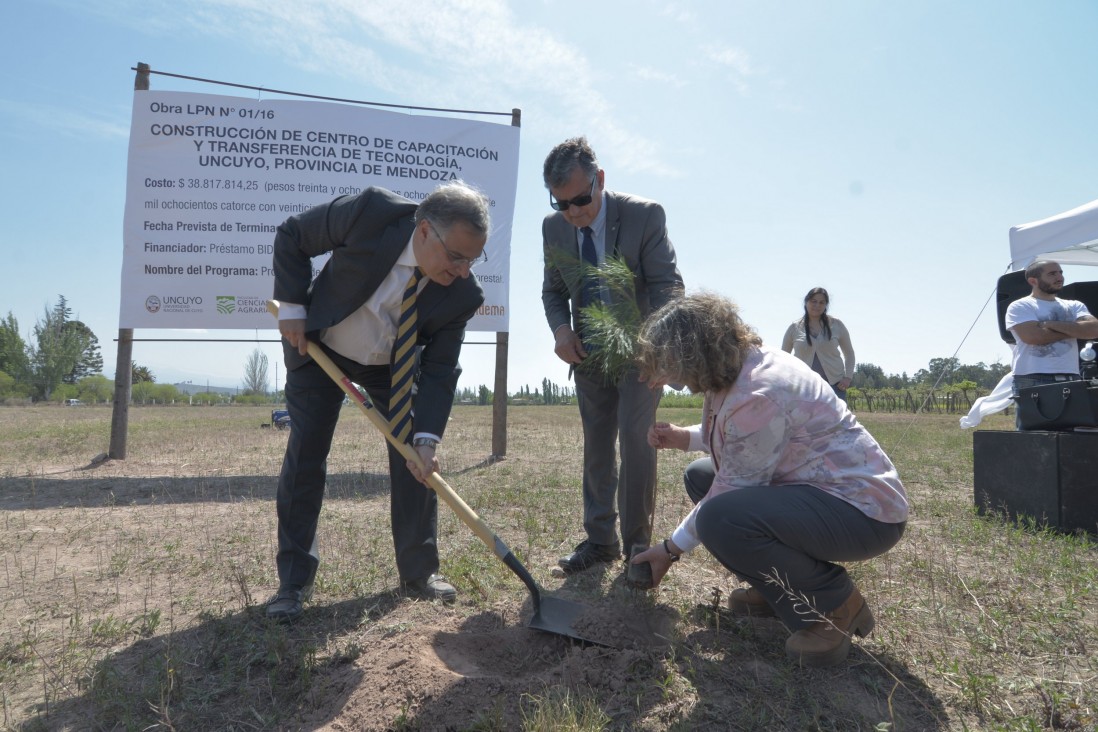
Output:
[0, 404, 1095, 731]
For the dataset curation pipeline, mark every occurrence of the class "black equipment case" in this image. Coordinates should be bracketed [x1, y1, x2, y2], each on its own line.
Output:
[1014, 379, 1098, 431]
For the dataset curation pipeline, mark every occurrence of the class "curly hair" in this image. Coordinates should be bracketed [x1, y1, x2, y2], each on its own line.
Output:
[635, 291, 762, 393]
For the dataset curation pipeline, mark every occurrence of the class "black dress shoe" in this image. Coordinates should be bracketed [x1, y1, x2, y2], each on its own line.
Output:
[401, 573, 457, 603]
[265, 583, 313, 623]
[557, 540, 622, 575]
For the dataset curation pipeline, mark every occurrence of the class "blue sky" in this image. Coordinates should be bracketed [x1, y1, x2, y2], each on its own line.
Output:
[3, 0, 1097, 393]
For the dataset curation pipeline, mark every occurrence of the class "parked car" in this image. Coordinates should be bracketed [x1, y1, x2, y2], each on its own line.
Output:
[65, 399, 83, 406]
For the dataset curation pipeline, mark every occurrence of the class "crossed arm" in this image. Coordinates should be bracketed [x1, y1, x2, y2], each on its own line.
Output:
[1014, 315, 1098, 345]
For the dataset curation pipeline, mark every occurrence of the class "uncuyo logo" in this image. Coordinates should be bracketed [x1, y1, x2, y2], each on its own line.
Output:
[145, 295, 161, 313]
[217, 296, 236, 314]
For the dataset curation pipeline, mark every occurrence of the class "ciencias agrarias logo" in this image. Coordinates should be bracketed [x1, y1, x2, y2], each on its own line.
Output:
[217, 296, 236, 314]
[222, 296, 271, 315]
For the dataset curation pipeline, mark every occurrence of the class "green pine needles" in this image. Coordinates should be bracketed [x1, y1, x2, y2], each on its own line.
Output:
[548, 249, 642, 385]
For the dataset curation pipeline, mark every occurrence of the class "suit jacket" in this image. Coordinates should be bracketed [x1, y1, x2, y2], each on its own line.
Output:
[541, 190, 683, 336]
[272, 187, 484, 437]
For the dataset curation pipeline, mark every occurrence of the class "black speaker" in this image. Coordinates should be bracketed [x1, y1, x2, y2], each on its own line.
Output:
[1058, 434, 1098, 533]
[1061, 280, 1098, 320]
[973, 430, 1098, 534]
[995, 270, 1029, 344]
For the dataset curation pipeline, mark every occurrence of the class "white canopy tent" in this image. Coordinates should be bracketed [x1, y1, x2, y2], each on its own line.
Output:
[1009, 198, 1098, 270]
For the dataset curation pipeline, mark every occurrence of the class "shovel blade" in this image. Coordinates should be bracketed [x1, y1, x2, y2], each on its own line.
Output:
[528, 594, 610, 646]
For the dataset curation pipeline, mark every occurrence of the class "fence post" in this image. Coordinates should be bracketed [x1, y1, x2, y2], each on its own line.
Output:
[489, 107, 521, 460]
[108, 62, 149, 460]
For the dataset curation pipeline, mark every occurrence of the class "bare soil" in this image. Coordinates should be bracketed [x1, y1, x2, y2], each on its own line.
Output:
[0, 405, 1079, 731]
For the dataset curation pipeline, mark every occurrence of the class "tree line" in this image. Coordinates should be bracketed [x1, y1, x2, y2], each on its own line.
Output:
[452, 378, 575, 406]
[456, 357, 1011, 412]
[1, 296, 104, 402]
[1, 295, 1010, 415]
[851, 357, 1009, 391]
[1, 295, 277, 405]
[846, 357, 1010, 413]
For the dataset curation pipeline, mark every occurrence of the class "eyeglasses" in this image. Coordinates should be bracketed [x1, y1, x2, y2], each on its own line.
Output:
[427, 220, 487, 267]
[549, 175, 598, 211]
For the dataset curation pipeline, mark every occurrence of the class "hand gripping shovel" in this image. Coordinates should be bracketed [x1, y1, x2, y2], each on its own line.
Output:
[267, 300, 603, 645]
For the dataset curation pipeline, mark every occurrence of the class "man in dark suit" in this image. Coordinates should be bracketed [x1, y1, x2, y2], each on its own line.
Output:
[267, 181, 489, 621]
[541, 137, 684, 574]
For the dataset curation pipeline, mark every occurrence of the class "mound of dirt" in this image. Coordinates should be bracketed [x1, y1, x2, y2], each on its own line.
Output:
[292, 597, 681, 730]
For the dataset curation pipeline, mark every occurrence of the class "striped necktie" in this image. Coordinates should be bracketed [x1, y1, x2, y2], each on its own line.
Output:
[390, 267, 423, 442]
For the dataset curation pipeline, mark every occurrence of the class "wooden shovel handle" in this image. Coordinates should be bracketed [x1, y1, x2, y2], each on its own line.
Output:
[266, 300, 506, 557]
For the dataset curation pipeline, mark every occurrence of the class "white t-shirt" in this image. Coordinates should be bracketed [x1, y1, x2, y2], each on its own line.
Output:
[1005, 296, 1091, 376]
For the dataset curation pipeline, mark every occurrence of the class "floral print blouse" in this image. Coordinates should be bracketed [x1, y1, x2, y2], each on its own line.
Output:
[670, 346, 908, 554]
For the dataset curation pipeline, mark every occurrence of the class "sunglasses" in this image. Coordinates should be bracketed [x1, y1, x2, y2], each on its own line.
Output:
[549, 175, 598, 211]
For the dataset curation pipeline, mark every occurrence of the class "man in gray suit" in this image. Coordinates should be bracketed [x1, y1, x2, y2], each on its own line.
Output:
[541, 137, 684, 574]
[267, 181, 489, 621]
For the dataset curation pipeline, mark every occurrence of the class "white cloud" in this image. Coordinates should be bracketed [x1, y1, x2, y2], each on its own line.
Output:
[0, 98, 130, 140]
[85, 0, 683, 176]
[630, 64, 686, 88]
[705, 44, 753, 94]
[654, 1, 697, 25]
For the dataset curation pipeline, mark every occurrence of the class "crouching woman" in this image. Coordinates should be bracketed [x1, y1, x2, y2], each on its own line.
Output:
[630, 292, 908, 667]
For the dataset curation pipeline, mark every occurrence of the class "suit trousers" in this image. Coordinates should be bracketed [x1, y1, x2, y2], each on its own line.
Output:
[683, 458, 904, 631]
[573, 367, 660, 550]
[276, 346, 439, 591]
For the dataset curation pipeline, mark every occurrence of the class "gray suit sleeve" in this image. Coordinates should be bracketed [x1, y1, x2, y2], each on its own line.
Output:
[541, 215, 575, 333]
[633, 201, 684, 312]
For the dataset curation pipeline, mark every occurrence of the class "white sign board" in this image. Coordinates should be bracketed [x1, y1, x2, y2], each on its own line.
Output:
[120, 90, 519, 330]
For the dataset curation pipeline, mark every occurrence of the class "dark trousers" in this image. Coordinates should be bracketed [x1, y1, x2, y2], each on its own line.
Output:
[276, 348, 439, 591]
[683, 458, 904, 630]
[573, 367, 660, 550]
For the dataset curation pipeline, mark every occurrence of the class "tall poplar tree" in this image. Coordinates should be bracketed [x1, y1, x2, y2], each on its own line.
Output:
[28, 297, 85, 400]
[0, 312, 29, 381]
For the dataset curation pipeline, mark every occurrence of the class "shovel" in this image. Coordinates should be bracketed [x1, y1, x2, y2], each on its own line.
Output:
[267, 300, 604, 645]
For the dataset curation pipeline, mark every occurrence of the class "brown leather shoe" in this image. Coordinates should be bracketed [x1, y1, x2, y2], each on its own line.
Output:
[785, 586, 875, 667]
[727, 585, 777, 618]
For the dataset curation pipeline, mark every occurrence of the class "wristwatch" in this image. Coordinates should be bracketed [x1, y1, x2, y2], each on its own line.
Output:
[663, 539, 680, 562]
[412, 437, 439, 449]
